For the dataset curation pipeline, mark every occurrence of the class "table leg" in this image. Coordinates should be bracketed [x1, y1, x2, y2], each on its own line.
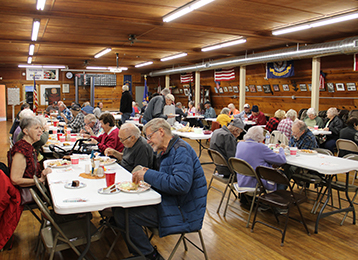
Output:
[195, 140, 213, 165]
[78, 212, 91, 260]
[315, 172, 356, 233]
[124, 208, 145, 260]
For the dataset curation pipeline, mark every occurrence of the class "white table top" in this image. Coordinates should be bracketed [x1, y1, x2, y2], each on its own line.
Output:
[45, 159, 161, 215]
[113, 114, 122, 120]
[311, 130, 332, 135]
[172, 130, 212, 140]
[244, 121, 256, 125]
[204, 118, 216, 122]
[186, 115, 204, 119]
[286, 153, 358, 175]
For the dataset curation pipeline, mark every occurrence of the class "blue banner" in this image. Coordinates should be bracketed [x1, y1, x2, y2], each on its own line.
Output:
[143, 77, 149, 102]
[266, 61, 294, 78]
[123, 75, 132, 93]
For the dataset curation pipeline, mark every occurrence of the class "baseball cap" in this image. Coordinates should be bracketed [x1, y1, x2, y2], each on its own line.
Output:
[244, 103, 250, 108]
[71, 104, 81, 111]
[204, 101, 211, 105]
[82, 105, 94, 114]
[229, 118, 245, 130]
[251, 105, 259, 112]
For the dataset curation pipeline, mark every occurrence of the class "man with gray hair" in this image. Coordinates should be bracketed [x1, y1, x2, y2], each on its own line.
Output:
[57, 101, 73, 122]
[277, 109, 297, 140]
[289, 120, 318, 149]
[104, 123, 153, 172]
[80, 114, 102, 136]
[174, 102, 187, 123]
[120, 84, 133, 123]
[210, 118, 245, 178]
[142, 88, 176, 124]
[112, 118, 207, 259]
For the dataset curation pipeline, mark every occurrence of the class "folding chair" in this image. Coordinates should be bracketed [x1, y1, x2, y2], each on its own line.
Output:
[227, 158, 259, 227]
[207, 148, 237, 213]
[270, 130, 289, 145]
[30, 189, 101, 260]
[148, 227, 208, 260]
[251, 166, 310, 246]
[336, 139, 358, 183]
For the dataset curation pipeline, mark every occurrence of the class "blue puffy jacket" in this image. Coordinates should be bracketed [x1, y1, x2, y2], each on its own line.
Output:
[144, 135, 207, 237]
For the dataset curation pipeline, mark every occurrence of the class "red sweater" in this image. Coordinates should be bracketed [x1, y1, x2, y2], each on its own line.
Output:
[92, 127, 124, 154]
[250, 111, 267, 125]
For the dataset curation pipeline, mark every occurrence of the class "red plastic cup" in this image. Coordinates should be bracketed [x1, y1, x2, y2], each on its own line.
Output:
[57, 133, 62, 140]
[53, 120, 59, 127]
[71, 156, 79, 165]
[70, 135, 76, 142]
[59, 135, 65, 142]
[290, 147, 298, 156]
[105, 172, 116, 187]
[193, 112, 196, 116]
[53, 129, 57, 135]
[314, 125, 319, 130]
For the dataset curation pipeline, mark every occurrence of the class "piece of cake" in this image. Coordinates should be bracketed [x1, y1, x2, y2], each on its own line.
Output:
[71, 180, 80, 187]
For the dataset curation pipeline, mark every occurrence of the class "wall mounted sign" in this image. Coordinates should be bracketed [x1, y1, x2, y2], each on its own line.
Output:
[26, 68, 59, 81]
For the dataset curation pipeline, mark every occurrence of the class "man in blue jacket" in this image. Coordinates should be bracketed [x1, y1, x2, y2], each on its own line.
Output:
[113, 118, 207, 260]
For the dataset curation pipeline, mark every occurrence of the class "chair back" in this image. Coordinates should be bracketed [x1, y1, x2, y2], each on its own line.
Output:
[255, 166, 290, 190]
[228, 158, 255, 178]
[270, 130, 289, 145]
[343, 153, 358, 161]
[314, 148, 333, 156]
[211, 121, 221, 131]
[348, 109, 358, 119]
[336, 139, 358, 157]
[207, 148, 231, 170]
[33, 175, 52, 206]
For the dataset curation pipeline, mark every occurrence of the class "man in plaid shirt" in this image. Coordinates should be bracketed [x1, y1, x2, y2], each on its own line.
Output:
[58, 101, 73, 122]
[289, 120, 318, 149]
[67, 104, 85, 133]
[277, 109, 297, 140]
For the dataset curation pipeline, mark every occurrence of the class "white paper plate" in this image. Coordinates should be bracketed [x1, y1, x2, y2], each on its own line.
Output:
[98, 187, 120, 194]
[64, 181, 86, 189]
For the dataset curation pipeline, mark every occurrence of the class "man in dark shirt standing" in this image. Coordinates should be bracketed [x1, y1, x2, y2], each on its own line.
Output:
[120, 85, 132, 123]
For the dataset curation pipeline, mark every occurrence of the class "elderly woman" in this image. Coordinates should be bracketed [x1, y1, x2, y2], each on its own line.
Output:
[303, 108, 324, 129]
[338, 117, 358, 157]
[228, 103, 239, 116]
[12, 109, 35, 143]
[320, 107, 344, 153]
[9, 117, 51, 188]
[188, 101, 198, 115]
[84, 113, 123, 154]
[216, 108, 232, 127]
[235, 126, 286, 191]
[277, 109, 297, 140]
[265, 109, 285, 133]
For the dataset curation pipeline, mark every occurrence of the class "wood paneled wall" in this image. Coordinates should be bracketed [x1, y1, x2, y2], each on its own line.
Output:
[147, 54, 358, 117]
[0, 68, 143, 120]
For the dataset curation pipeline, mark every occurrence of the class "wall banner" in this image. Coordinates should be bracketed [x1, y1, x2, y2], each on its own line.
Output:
[26, 68, 59, 81]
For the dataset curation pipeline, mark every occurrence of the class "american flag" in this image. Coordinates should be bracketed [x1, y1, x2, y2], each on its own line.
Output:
[214, 68, 235, 81]
[319, 71, 325, 90]
[180, 73, 193, 83]
[143, 76, 149, 102]
[33, 73, 38, 113]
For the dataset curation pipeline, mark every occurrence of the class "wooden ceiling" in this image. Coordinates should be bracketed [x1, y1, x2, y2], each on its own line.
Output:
[0, 0, 357, 74]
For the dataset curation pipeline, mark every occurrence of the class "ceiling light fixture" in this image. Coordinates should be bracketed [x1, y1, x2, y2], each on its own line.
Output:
[163, 0, 215, 22]
[202, 38, 247, 52]
[36, 0, 46, 10]
[29, 44, 35, 55]
[27, 57, 32, 64]
[272, 11, 358, 35]
[94, 48, 112, 58]
[31, 19, 40, 41]
[86, 66, 128, 72]
[135, 61, 153, 68]
[18, 64, 66, 68]
[161, 53, 187, 62]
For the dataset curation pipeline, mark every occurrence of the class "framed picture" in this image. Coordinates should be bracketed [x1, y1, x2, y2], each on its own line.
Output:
[299, 84, 307, 91]
[263, 85, 271, 93]
[245, 86, 249, 92]
[273, 84, 280, 92]
[347, 82, 356, 91]
[282, 84, 289, 91]
[214, 87, 218, 93]
[249, 85, 256, 93]
[219, 87, 224, 93]
[184, 88, 189, 96]
[336, 83, 345, 91]
[62, 84, 70, 93]
[40, 85, 61, 105]
[327, 83, 335, 92]
[233, 86, 238, 93]
[256, 85, 262, 92]
[308, 84, 312, 91]
[224, 86, 228, 92]
[228, 86, 233, 92]
[179, 89, 183, 93]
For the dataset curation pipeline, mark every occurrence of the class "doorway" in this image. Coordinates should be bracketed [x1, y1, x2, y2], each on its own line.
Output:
[0, 85, 6, 121]
[135, 86, 144, 109]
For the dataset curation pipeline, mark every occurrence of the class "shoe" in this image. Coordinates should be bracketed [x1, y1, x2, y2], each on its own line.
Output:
[146, 246, 164, 260]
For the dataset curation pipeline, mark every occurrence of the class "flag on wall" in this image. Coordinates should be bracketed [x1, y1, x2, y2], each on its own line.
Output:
[214, 68, 235, 81]
[180, 73, 193, 83]
[33, 73, 38, 113]
[354, 53, 358, 71]
[266, 61, 294, 78]
[143, 76, 149, 102]
[123, 75, 132, 93]
[319, 71, 326, 90]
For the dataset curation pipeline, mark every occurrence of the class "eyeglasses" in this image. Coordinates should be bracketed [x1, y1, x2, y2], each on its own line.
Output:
[120, 135, 132, 142]
[146, 130, 158, 140]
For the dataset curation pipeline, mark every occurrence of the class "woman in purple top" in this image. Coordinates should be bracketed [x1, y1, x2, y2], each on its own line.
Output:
[235, 126, 286, 191]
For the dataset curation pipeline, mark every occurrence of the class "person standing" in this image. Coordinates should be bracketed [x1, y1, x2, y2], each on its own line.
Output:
[120, 85, 133, 123]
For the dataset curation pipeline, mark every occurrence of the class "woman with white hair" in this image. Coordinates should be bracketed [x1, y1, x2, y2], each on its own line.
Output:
[216, 107, 232, 127]
[228, 103, 239, 116]
[12, 109, 35, 143]
[303, 108, 324, 129]
[235, 126, 286, 193]
[277, 109, 297, 140]
[320, 107, 344, 153]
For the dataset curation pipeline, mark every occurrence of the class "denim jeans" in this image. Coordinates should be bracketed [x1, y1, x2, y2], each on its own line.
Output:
[112, 205, 159, 256]
[122, 113, 131, 123]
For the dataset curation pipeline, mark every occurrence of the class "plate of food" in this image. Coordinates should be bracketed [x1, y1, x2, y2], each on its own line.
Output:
[47, 159, 72, 168]
[65, 180, 86, 189]
[298, 149, 318, 155]
[98, 186, 120, 194]
[96, 157, 116, 165]
[117, 181, 151, 193]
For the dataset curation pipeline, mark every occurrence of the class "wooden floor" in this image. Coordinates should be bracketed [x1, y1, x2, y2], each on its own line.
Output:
[1, 120, 358, 260]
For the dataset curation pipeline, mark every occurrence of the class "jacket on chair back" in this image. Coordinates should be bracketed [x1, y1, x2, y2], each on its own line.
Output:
[144, 135, 207, 237]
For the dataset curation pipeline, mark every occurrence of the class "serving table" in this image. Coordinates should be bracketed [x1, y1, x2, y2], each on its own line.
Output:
[45, 159, 161, 259]
[285, 152, 358, 233]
